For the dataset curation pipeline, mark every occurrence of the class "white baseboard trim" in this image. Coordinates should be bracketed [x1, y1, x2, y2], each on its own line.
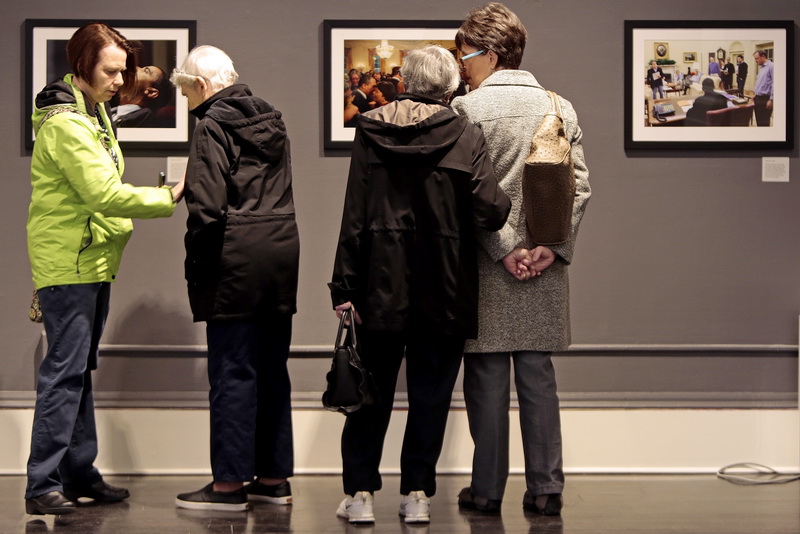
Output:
[1, 408, 797, 475]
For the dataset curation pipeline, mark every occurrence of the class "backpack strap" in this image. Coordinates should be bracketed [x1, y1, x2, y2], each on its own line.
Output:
[39, 105, 119, 171]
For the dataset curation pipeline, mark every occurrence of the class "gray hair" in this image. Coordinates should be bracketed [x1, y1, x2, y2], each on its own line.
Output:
[170, 45, 239, 92]
[402, 45, 460, 101]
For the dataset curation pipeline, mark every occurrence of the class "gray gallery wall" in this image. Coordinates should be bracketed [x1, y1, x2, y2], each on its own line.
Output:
[1, 0, 798, 408]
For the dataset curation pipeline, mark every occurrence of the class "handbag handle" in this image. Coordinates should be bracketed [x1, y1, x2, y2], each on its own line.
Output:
[335, 308, 358, 350]
[546, 90, 564, 119]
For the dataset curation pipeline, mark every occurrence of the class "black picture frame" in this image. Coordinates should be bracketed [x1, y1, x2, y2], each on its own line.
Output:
[625, 20, 794, 150]
[323, 19, 461, 151]
[25, 19, 197, 151]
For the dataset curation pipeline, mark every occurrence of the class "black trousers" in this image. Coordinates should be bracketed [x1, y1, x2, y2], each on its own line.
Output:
[736, 76, 746, 96]
[341, 329, 465, 497]
[206, 314, 294, 482]
[754, 95, 772, 126]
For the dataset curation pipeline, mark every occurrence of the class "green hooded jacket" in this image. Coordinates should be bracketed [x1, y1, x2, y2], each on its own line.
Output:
[27, 74, 176, 289]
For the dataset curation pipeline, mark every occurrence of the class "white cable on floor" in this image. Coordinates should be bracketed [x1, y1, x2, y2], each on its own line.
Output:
[716, 462, 800, 485]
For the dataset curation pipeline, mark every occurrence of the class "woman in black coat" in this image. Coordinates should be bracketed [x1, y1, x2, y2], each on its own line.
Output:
[329, 45, 510, 525]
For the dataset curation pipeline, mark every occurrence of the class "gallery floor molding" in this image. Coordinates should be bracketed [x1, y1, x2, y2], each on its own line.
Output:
[0, 407, 796, 475]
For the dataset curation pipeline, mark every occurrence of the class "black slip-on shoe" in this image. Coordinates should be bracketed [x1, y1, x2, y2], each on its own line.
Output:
[522, 491, 563, 516]
[175, 482, 249, 512]
[25, 491, 76, 515]
[244, 480, 292, 504]
[457, 486, 502, 514]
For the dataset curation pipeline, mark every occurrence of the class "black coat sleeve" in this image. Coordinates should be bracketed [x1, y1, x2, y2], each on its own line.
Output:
[184, 120, 232, 283]
[329, 126, 370, 308]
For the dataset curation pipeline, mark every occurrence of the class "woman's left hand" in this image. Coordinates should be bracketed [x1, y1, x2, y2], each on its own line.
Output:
[529, 246, 556, 273]
[334, 302, 362, 324]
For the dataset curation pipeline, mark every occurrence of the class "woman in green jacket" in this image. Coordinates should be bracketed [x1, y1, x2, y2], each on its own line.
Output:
[24, 22, 184, 516]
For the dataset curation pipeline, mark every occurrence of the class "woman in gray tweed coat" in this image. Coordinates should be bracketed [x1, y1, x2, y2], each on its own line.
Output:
[451, 2, 591, 516]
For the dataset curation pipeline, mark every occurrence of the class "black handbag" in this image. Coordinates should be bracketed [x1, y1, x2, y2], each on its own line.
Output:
[322, 309, 378, 414]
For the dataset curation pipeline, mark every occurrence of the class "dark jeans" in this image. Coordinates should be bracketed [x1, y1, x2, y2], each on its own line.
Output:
[206, 314, 294, 481]
[26, 283, 110, 498]
[754, 95, 772, 126]
[341, 329, 464, 497]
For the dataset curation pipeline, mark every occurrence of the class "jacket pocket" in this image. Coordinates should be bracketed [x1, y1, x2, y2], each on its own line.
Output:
[76, 216, 93, 275]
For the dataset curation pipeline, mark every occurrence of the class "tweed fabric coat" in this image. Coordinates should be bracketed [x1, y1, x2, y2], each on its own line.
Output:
[452, 70, 591, 353]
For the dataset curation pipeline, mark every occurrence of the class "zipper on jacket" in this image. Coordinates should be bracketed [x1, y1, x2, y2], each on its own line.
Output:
[76, 216, 93, 276]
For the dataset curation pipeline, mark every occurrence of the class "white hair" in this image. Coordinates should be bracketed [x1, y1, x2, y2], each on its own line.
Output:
[401, 45, 460, 101]
[170, 45, 239, 92]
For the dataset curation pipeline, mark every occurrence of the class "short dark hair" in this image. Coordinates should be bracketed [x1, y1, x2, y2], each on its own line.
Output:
[754, 49, 768, 59]
[702, 78, 716, 92]
[376, 81, 397, 102]
[67, 22, 137, 99]
[358, 74, 374, 87]
[455, 2, 527, 70]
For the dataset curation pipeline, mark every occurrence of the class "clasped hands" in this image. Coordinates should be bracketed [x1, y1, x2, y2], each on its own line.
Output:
[333, 246, 555, 322]
[501, 246, 555, 281]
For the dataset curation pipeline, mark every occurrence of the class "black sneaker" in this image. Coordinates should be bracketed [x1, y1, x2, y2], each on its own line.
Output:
[458, 487, 502, 514]
[522, 491, 562, 516]
[244, 480, 292, 505]
[175, 483, 249, 512]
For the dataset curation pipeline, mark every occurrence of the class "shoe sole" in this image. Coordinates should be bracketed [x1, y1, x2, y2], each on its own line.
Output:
[175, 498, 249, 512]
[458, 500, 501, 514]
[248, 494, 292, 505]
[25, 505, 76, 516]
[337, 509, 375, 523]
[64, 493, 129, 503]
[399, 509, 430, 523]
[337, 514, 375, 523]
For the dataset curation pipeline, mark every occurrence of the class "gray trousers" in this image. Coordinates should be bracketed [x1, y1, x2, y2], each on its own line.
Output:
[463, 351, 564, 501]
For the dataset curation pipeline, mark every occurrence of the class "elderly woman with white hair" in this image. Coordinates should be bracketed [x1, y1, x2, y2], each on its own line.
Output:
[170, 45, 300, 512]
[328, 45, 510, 524]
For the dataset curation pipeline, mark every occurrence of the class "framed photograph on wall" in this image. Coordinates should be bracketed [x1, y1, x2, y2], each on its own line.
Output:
[625, 20, 794, 150]
[25, 19, 196, 150]
[323, 19, 460, 150]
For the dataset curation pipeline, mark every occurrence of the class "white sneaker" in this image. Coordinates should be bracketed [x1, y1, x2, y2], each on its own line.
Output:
[336, 491, 375, 523]
[399, 490, 430, 523]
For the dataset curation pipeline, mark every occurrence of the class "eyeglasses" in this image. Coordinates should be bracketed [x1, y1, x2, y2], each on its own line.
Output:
[459, 50, 485, 67]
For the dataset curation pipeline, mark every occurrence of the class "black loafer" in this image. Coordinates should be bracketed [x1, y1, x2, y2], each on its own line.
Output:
[25, 491, 76, 515]
[522, 491, 563, 516]
[63, 480, 130, 503]
[457, 487, 502, 514]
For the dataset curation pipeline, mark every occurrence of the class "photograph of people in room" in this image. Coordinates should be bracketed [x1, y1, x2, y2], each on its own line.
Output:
[642, 38, 777, 128]
[341, 37, 455, 127]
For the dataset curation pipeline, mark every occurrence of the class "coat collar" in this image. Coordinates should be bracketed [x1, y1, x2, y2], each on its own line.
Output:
[190, 84, 252, 119]
[64, 74, 94, 116]
[478, 69, 543, 90]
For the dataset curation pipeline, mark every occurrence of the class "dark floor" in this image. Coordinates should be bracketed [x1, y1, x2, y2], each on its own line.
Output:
[2, 474, 799, 533]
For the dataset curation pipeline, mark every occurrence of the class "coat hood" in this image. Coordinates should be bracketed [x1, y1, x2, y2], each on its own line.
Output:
[32, 74, 92, 134]
[191, 84, 286, 163]
[357, 94, 468, 163]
